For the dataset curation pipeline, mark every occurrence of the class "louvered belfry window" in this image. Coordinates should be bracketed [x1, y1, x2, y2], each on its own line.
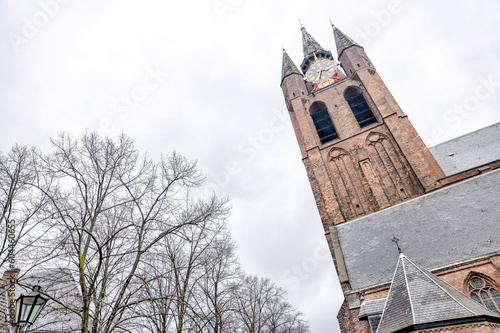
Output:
[344, 86, 377, 127]
[310, 102, 338, 144]
[469, 277, 500, 314]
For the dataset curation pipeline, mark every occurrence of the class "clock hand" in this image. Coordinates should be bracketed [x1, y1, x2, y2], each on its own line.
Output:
[317, 68, 325, 80]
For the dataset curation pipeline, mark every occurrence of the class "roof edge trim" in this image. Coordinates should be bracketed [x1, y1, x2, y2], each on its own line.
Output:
[401, 256, 416, 324]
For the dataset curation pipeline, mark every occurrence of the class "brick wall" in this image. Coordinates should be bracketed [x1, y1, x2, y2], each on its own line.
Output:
[0, 286, 8, 333]
[0, 269, 19, 333]
[436, 255, 500, 295]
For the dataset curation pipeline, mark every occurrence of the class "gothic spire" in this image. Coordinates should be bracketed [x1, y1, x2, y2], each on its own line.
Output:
[301, 26, 324, 56]
[281, 48, 302, 84]
[331, 22, 360, 57]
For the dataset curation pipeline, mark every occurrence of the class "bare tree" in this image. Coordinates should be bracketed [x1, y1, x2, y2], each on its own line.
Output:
[156, 216, 228, 332]
[133, 254, 177, 333]
[1, 132, 309, 333]
[197, 236, 241, 333]
[133, 211, 242, 333]
[231, 276, 309, 333]
[0, 145, 51, 327]
[19, 132, 229, 333]
[0, 145, 44, 268]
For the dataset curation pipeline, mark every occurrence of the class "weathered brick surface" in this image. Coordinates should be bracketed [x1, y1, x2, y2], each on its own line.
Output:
[337, 300, 372, 333]
[0, 269, 20, 333]
[434, 255, 500, 294]
[0, 288, 8, 333]
[337, 283, 371, 333]
[281, 47, 445, 233]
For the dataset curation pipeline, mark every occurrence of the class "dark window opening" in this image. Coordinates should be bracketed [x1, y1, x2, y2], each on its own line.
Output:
[400, 189, 407, 199]
[344, 86, 377, 127]
[310, 102, 338, 144]
[469, 277, 500, 314]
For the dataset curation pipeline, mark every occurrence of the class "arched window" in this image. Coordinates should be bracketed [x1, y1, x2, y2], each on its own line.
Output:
[344, 86, 377, 127]
[310, 102, 338, 144]
[468, 276, 500, 314]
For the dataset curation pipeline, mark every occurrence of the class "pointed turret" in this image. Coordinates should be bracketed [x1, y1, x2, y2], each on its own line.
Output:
[376, 253, 500, 333]
[280, 48, 307, 104]
[281, 48, 302, 85]
[331, 22, 360, 58]
[329, 22, 374, 78]
[301, 26, 324, 56]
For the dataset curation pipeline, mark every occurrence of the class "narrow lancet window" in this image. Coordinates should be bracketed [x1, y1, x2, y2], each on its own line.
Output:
[344, 86, 377, 127]
[310, 101, 338, 144]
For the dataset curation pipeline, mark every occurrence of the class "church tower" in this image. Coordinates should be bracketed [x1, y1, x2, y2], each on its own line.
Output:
[281, 24, 444, 229]
[281, 24, 500, 333]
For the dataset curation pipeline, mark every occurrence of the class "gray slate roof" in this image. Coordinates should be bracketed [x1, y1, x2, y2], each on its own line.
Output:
[359, 297, 386, 318]
[331, 24, 360, 57]
[376, 254, 499, 333]
[281, 49, 302, 84]
[336, 168, 500, 291]
[301, 27, 324, 56]
[429, 122, 500, 176]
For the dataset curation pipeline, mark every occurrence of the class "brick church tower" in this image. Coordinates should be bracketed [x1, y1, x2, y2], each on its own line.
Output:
[281, 23, 500, 332]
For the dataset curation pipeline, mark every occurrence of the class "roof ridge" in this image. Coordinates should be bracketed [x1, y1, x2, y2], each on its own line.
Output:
[375, 257, 403, 333]
[401, 256, 416, 324]
[403, 256, 478, 316]
[377, 254, 500, 332]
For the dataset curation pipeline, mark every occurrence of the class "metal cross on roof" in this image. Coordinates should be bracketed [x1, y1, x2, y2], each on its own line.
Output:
[391, 235, 402, 254]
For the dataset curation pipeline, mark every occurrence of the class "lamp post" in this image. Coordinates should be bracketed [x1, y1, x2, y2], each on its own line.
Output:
[14, 284, 49, 333]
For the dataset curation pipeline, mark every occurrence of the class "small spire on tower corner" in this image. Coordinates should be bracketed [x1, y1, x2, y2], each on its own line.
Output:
[331, 23, 360, 58]
[281, 48, 302, 84]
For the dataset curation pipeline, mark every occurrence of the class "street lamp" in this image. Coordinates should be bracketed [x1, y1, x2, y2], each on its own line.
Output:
[14, 284, 49, 332]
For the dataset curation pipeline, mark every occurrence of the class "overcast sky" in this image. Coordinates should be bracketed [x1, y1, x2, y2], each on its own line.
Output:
[1, 1, 500, 332]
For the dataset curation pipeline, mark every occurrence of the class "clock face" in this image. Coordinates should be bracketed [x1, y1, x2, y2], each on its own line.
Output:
[305, 59, 337, 83]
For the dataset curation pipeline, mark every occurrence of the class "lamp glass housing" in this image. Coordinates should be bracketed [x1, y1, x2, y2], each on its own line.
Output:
[15, 285, 48, 326]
